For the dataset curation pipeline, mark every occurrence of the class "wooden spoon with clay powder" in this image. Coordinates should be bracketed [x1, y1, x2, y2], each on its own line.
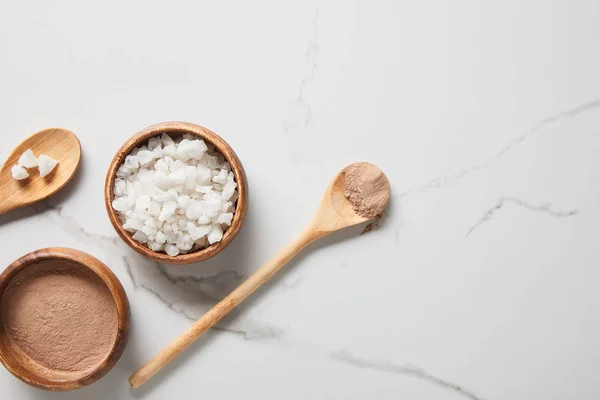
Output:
[0, 128, 81, 215]
[129, 162, 391, 388]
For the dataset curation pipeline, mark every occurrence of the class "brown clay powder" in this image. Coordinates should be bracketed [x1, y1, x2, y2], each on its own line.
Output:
[344, 162, 391, 219]
[1, 260, 118, 375]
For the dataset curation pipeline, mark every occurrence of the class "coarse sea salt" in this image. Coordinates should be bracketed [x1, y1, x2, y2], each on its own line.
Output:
[112, 133, 238, 256]
[11, 149, 58, 180]
[38, 154, 58, 177]
[11, 165, 29, 180]
[18, 149, 38, 168]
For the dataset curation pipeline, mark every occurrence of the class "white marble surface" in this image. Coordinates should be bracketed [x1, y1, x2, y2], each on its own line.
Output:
[1, 0, 600, 399]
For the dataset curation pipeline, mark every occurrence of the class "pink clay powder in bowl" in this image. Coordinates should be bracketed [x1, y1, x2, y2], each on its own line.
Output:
[0, 248, 129, 391]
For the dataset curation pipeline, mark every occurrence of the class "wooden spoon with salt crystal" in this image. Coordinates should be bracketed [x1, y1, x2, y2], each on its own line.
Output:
[0, 128, 81, 215]
[129, 162, 391, 388]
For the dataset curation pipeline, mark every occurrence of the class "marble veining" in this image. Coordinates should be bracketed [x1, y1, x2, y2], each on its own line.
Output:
[466, 196, 579, 236]
[398, 98, 600, 199]
[2, 1, 600, 398]
[282, 8, 319, 149]
[330, 350, 483, 400]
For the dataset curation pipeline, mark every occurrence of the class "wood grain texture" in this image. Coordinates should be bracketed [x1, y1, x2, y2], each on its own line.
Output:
[0, 128, 81, 215]
[0, 248, 130, 391]
[104, 122, 248, 265]
[129, 163, 389, 388]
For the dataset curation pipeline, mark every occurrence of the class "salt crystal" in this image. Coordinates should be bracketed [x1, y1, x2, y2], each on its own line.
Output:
[187, 223, 211, 240]
[212, 169, 228, 184]
[154, 170, 172, 189]
[185, 200, 204, 219]
[167, 231, 181, 244]
[38, 154, 58, 177]
[215, 212, 233, 226]
[222, 180, 236, 201]
[152, 146, 163, 158]
[153, 188, 177, 203]
[135, 195, 151, 211]
[195, 185, 213, 194]
[190, 140, 207, 159]
[144, 218, 157, 228]
[221, 201, 234, 213]
[163, 144, 176, 157]
[197, 215, 211, 225]
[150, 202, 164, 217]
[169, 168, 185, 185]
[154, 159, 169, 174]
[207, 224, 223, 244]
[177, 195, 191, 208]
[132, 231, 149, 243]
[204, 192, 223, 217]
[124, 155, 139, 169]
[141, 225, 157, 238]
[165, 244, 180, 257]
[184, 166, 197, 190]
[114, 179, 126, 196]
[11, 165, 29, 180]
[202, 155, 219, 168]
[161, 133, 174, 146]
[149, 241, 164, 252]
[159, 201, 177, 221]
[196, 165, 212, 185]
[137, 150, 155, 166]
[112, 197, 131, 212]
[155, 231, 167, 244]
[175, 234, 194, 251]
[18, 149, 38, 168]
[123, 216, 143, 232]
[170, 159, 185, 172]
[116, 165, 131, 178]
[175, 139, 195, 161]
[148, 137, 161, 150]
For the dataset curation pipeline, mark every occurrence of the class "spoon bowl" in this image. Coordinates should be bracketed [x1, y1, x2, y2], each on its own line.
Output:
[308, 162, 386, 237]
[0, 128, 81, 215]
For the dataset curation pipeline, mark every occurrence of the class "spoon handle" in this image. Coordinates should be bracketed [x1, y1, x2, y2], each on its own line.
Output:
[129, 226, 320, 388]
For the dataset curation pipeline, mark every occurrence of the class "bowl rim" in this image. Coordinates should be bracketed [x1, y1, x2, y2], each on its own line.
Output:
[0, 247, 130, 391]
[104, 121, 248, 265]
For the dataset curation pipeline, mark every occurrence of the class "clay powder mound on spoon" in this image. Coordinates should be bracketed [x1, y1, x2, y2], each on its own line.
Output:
[343, 162, 391, 219]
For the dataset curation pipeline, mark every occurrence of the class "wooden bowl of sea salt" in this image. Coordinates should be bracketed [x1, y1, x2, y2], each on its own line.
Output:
[105, 122, 248, 265]
[0, 248, 129, 391]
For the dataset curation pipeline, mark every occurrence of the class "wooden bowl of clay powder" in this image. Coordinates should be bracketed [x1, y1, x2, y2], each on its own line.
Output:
[105, 121, 248, 265]
[0, 248, 129, 391]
